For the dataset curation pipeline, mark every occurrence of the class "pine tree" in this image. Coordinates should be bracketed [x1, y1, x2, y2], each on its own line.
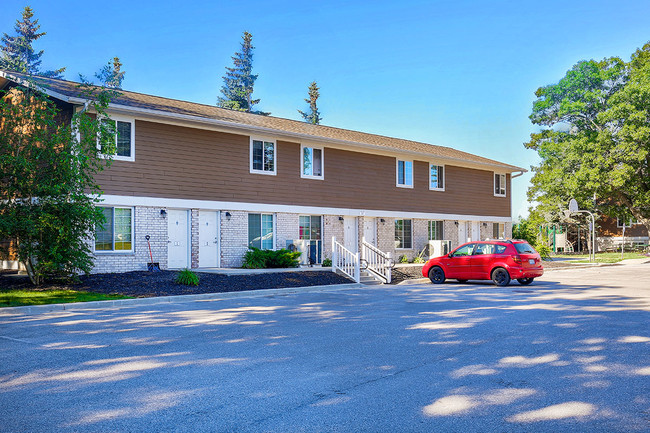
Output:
[0, 6, 64, 78]
[96, 57, 125, 89]
[298, 81, 322, 124]
[217, 31, 268, 115]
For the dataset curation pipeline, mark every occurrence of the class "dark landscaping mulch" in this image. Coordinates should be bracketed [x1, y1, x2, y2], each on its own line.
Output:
[390, 265, 424, 284]
[0, 269, 353, 298]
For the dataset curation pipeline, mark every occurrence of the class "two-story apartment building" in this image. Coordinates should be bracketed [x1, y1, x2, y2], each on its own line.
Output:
[0, 71, 525, 274]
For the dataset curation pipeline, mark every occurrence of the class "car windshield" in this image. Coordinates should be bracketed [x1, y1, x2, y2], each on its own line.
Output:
[514, 242, 536, 254]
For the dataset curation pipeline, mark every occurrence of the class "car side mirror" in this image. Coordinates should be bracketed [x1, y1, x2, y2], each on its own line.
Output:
[447, 253, 453, 258]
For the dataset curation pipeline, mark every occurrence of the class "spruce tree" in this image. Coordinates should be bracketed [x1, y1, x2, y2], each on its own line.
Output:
[217, 31, 268, 115]
[96, 57, 125, 89]
[0, 6, 65, 78]
[298, 81, 322, 124]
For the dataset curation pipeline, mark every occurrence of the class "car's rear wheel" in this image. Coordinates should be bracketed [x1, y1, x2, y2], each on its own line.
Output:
[457, 279, 467, 283]
[517, 278, 534, 285]
[428, 266, 446, 284]
[491, 268, 511, 286]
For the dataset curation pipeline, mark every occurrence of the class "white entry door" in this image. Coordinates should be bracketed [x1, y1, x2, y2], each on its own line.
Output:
[199, 210, 220, 268]
[343, 216, 358, 252]
[168, 209, 189, 269]
[471, 221, 480, 241]
[363, 218, 377, 246]
[458, 221, 468, 245]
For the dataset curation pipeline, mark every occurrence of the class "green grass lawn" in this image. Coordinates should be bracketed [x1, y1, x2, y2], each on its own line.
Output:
[0, 290, 132, 308]
[553, 252, 648, 263]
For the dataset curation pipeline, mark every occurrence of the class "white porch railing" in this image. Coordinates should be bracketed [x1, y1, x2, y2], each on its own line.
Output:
[361, 239, 392, 283]
[331, 237, 360, 283]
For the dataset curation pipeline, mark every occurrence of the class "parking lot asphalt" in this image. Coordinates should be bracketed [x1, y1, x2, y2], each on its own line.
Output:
[1, 263, 649, 432]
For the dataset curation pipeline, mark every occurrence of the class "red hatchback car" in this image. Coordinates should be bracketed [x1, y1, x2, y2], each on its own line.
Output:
[422, 239, 544, 286]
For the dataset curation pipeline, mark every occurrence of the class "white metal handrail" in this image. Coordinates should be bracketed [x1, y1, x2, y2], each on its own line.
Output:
[361, 240, 392, 283]
[331, 237, 360, 283]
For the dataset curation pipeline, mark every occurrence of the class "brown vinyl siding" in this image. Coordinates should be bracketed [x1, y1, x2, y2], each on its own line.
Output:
[599, 216, 648, 237]
[94, 120, 511, 217]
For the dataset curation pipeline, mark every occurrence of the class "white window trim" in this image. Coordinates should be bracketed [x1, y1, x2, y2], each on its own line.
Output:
[617, 218, 639, 228]
[429, 163, 445, 191]
[249, 212, 276, 250]
[300, 144, 325, 180]
[395, 219, 413, 249]
[396, 159, 414, 189]
[494, 173, 506, 197]
[94, 206, 134, 254]
[250, 137, 277, 176]
[428, 220, 444, 240]
[97, 114, 135, 162]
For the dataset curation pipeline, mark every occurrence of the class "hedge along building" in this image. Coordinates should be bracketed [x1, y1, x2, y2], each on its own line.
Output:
[0, 71, 525, 274]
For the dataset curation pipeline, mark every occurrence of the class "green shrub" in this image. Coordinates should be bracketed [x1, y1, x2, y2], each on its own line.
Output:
[175, 268, 199, 286]
[322, 258, 332, 267]
[399, 254, 409, 263]
[412, 256, 425, 264]
[535, 244, 552, 260]
[242, 247, 302, 269]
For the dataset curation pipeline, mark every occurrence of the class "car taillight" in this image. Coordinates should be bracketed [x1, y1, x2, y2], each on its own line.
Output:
[513, 255, 522, 264]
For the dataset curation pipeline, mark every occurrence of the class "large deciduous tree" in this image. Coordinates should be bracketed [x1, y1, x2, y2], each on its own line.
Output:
[298, 81, 322, 125]
[0, 76, 118, 284]
[217, 31, 268, 115]
[525, 42, 650, 235]
[0, 6, 65, 78]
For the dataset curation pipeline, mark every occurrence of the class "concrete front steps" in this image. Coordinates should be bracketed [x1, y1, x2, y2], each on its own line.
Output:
[360, 270, 384, 285]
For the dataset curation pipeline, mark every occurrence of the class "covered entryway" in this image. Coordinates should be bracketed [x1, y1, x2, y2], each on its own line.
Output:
[168, 209, 189, 269]
[199, 210, 220, 268]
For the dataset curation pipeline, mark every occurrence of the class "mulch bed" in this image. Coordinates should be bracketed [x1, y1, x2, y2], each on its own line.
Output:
[0, 269, 353, 298]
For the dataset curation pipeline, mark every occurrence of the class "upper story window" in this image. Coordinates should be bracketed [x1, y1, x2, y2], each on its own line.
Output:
[95, 206, 133, 252]
[250, 138, 276, 175]
[617, 218, 639, 228]
[301, 145, 323, 179]
[494, 173, 506, 196]
[429, 164, 445, 190]
[396, 160, 413, 188]
[99, 116, 135, 161]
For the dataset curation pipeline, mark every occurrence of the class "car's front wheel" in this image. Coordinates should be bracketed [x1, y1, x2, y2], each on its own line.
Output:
[517, 278, 534, 285]
[491, 268, 511, 286]
[428, 266, 446, 284]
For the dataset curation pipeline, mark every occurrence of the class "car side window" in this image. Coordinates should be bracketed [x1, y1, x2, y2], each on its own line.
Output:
[475, 244, 495, 255]
[495, 245, 507, 254]
[452, 244, 475, 257]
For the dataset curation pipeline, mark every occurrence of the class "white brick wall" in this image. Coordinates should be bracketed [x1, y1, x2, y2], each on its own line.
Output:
[91, 206, 168, 274]
[191, 209, 199, 268]
[220, 210, 249, 268]
[276, 213, 300, 250]
[323, 215, 344, 260]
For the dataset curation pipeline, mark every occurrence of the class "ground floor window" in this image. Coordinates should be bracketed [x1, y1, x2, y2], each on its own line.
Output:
[493, 222, 505, 239]
[299, 215, 322, 264]
[249, 213, 274, 249]
[428, 220, 444, 240]
[395, 219, 412, 249]
[95, 207, 133, 251]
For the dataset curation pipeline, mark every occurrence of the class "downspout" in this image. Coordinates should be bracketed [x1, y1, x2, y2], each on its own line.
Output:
[511, 170, 525, 178]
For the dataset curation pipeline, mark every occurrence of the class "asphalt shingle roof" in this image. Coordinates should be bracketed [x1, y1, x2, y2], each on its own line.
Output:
[0, 71, 524, 172]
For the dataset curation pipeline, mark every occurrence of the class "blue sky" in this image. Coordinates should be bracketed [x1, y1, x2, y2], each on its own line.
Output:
[3, 0, 649, 219]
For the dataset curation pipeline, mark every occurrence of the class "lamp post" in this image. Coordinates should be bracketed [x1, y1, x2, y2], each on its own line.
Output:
[565, 199, 596, 262]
